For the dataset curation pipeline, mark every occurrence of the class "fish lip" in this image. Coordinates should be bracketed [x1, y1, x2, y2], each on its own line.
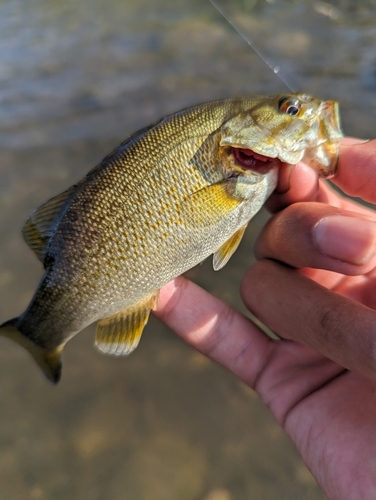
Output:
[231, 146, 284, 175]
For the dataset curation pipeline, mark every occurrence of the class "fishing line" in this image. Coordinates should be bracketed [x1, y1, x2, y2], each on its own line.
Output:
[209, 0, 297, 92]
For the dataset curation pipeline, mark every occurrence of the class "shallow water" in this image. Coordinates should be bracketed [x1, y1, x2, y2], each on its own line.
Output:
[0, 1, 375, 498]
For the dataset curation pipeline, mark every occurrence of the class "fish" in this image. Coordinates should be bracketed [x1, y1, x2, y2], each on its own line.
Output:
[0, 93, 342, 383]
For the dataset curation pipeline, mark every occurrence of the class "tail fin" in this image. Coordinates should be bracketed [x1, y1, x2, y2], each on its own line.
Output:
[0, 318, 62, 384]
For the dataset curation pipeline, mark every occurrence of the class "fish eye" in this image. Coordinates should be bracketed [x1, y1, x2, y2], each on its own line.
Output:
[278, 97, 301, 116]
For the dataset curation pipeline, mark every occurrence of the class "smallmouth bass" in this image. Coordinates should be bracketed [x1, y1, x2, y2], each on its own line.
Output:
[0, 94, 342, 383]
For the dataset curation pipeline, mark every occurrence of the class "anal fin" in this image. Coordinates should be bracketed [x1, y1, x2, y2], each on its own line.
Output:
[213, 224, 248, 271]
[95, 291, 159, 356]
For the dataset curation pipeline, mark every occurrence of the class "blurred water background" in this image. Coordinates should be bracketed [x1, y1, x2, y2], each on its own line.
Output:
[0, 0, 376, 498]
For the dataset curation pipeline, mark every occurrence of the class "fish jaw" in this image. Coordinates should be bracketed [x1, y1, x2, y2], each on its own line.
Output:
[233, 164, 278, 202]
[230, 146, 287, 177]
[224, 146, 280, 201]
[301, 100, 343, 178]
[220, 144, 285, 202]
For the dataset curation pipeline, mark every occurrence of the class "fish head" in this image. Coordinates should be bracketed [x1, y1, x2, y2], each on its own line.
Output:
[220, 93, 343, 180]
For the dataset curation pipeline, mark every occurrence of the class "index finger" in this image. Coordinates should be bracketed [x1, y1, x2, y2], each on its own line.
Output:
[154, 276, 273, 388]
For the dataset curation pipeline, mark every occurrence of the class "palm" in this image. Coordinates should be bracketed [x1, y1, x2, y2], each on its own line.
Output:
[156, 140, 376, 499]
[256, 338, 376, 500]
[156, 271, 376, 500]
[267, 267, 376, 498]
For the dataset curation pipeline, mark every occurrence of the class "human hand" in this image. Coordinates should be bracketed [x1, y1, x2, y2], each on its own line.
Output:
[154, 138, 376, 500]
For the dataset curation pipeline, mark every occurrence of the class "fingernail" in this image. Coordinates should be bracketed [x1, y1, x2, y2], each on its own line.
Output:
[313, 216, 376, 265]
[341, 137, 370, 146]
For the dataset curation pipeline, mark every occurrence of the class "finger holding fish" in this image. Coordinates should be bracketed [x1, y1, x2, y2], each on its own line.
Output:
[268, 137, 376, 212]
[259, 137, 376, 275]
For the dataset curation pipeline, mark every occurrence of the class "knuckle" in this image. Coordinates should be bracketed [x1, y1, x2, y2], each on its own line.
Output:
[318, 300, 376, 377]
[319, 302, 345, 339]
[199, 304, 236, 357]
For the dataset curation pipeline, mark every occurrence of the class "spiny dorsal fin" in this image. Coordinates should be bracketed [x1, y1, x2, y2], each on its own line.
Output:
[95, 291, 159, 356]
[212, 224, 248, 271]
[83, 122, 158, 178]
[22, 185, 76, 262]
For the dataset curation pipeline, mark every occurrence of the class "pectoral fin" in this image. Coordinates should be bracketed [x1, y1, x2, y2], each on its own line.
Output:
[213, 224, 248, 271]
[188, 180, 241, 223]
[95, 291, 159, 356]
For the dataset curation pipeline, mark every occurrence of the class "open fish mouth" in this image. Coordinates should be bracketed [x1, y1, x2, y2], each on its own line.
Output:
[232, 147, 283, 175]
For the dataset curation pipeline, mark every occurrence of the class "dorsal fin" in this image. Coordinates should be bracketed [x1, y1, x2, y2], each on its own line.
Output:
[84, 123, 157, 179]
[22, 123, 157, 263]
[22, 185, 76, 262]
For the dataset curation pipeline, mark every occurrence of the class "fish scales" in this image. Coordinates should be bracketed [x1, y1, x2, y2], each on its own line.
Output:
[0, 94, 343, 382]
